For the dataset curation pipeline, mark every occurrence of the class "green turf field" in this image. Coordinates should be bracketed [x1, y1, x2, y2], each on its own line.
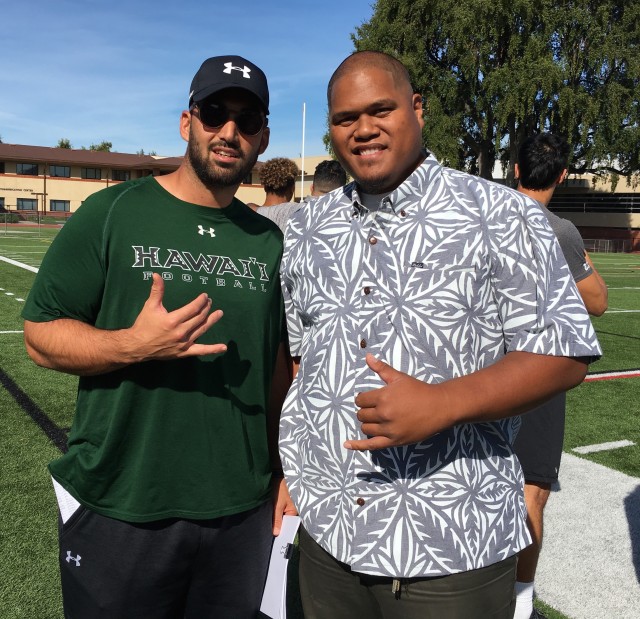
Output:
[1, 227, 638, 618]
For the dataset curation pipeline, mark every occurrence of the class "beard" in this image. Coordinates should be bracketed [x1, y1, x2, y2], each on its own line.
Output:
[187, 131, 259, 191]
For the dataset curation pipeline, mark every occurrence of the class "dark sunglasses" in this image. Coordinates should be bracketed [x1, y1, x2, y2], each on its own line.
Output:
[192, 101, 265, 136]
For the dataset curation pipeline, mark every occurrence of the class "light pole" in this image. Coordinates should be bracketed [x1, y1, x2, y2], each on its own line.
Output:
[31, 192, 47, 227]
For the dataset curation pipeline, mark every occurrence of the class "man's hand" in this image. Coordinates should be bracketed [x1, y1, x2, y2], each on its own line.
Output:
[344, 351, 589, 452]
[24, 272, 227, 375]
[345, 354, 450, 451]
[272, 477, 297, 536]
[127, 273, 227, 361]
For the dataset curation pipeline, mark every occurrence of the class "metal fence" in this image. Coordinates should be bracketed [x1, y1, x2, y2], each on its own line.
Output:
[549, 193, 640, 214]
[583, 238, 633, 253]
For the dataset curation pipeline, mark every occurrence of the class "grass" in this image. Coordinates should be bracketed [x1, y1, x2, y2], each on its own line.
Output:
[1, 229, 638, 618]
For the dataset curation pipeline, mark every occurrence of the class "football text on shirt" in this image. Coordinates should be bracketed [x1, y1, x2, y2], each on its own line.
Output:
[131, 246, 270, 292]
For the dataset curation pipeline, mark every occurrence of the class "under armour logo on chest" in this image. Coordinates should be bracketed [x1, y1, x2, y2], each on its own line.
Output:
[223, 63, 251, 79]
[66, 551, 81, 567]
[198, 225, 216, 238]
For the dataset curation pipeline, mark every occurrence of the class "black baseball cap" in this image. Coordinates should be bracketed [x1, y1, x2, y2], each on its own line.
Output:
[188, 55, 269, 114]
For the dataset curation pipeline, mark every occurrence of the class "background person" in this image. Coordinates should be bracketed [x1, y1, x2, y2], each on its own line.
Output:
[22, 54, 294, 619]
[512, 132, 608, 619]
[308, 158, 348, 197]
[251, 156, 299, 207]
[279, 50, 601, 619]
[258, 158, 347, 233]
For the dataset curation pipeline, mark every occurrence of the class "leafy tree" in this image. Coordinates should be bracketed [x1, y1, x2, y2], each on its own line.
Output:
[89, 141, 113, 152]
[57, 138, 72, 149]
[351, 0, 640, 183]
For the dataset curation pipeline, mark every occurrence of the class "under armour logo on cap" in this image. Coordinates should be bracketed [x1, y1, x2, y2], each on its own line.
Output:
[189, 55, 269, 113]
[223, 62, 251, 79]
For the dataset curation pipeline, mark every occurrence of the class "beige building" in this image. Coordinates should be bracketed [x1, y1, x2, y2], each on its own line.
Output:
[0, 143, 331, 216]
[1, 142, 637, 250]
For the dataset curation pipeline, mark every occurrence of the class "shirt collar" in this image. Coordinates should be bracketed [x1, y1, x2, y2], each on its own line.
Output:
[347, 150, 435, 216]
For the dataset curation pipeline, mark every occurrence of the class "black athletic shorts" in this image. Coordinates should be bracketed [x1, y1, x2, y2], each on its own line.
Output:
[513, 392, 566, 484]
[57, 499, 273, 619]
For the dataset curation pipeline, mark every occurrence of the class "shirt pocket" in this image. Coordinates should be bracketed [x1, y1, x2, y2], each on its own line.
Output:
[402, 263, 481, 317]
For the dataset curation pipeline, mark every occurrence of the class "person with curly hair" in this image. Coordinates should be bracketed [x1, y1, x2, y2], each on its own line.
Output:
[258, 159, 347, 232]
[259, 157, 300, 206]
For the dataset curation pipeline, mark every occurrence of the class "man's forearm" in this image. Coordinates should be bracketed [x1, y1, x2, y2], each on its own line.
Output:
[24, 319, 138, 376]
[441, 351, 588, 426]
[348, 351, 590, 451]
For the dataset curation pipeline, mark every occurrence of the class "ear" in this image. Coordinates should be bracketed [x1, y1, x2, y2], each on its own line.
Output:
[179, 110, 192, 143]
[514, 163, 520, 180]
[558, 168, 568, 184]
[258, 126, 270, 155]
[413, 93, 425, 129]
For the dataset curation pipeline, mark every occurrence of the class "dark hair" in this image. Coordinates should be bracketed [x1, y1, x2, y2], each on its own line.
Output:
[313, 160, 347, 193]
[327, 51, 414, 107]
[258, 157, 299, 195]
[517, 133, 570, 190]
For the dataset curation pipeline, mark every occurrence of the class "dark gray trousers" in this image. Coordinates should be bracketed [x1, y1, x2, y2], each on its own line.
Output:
[298, 527, 516, 619]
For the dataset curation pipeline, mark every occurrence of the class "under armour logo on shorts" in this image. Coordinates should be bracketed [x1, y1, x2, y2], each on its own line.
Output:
[66, 551, 81, 567]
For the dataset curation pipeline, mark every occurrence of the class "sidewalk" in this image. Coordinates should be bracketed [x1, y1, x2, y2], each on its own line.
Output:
[536, 452, 640, 618]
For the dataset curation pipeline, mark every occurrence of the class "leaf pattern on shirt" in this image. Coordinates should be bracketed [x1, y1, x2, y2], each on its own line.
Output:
[280, 156, 601, 577]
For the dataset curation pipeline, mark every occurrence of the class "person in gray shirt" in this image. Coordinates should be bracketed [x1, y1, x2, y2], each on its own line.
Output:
[512, 132, 608, 619]
[258, 159, 347, 233]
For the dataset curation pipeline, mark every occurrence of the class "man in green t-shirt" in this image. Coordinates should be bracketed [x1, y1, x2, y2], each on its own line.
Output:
[22, 55, 295, 619]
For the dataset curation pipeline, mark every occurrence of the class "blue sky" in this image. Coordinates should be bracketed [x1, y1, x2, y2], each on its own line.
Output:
[0, 0, 375, 159]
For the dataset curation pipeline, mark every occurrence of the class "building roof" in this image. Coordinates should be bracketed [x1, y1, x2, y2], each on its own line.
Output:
[0, 143, 183, 170]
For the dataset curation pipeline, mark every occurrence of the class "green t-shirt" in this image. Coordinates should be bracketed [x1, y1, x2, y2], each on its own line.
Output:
[22, 176, 284, 522]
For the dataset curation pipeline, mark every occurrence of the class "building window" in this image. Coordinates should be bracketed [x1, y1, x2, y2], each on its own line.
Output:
[50, 165, 71, 178]
[82, 167, 101, 180]
[17, 198, 37, 210]
[50, 200, 70, 212]
[17, 163, 38, 176]
[112, 169, 130, 181]
[0, 162, 5, 174]
[0, 197, 5, 210]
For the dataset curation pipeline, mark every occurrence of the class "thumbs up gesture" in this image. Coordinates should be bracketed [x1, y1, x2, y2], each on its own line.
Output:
[345, 353, 450, 451]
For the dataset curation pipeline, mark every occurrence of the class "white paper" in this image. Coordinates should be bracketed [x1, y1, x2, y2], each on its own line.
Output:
[260, 515, 301, 619]
[52, 476, 81, 524]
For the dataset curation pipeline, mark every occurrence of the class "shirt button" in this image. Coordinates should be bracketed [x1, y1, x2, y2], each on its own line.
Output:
[360, 339, 367, 348]
[369, 237, 377, 245]
[356, 498, 365, 506]
[363, 286, 371, 295]
[400, 210, 407, 217]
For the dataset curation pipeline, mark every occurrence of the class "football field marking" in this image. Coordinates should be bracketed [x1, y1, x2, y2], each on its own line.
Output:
[584, 369, 640, 382]
[572, 440, 636, 454]
[0, 256, 39, 273]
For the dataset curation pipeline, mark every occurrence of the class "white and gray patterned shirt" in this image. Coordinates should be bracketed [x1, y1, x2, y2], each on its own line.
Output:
[279, 155, 601, 578]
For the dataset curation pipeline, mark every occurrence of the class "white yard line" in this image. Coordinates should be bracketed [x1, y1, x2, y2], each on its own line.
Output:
[584, 369, 640, 382]
[573, 440, 636, 454]
[0, 256, 39, 273]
